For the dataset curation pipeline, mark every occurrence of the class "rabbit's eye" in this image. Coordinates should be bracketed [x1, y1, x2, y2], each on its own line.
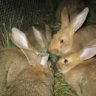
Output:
[60, 39, 64, 43]
[64, 59, 68, 64]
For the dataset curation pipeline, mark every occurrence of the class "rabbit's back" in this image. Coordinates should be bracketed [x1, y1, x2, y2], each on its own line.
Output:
[72, 25, 96, 51]
[7, 66, 54, 96]
[81, 60, 96, 96]
[0, 48, 28, 66]
[0, 48, 28, 95]
[0, 48, 28, 74]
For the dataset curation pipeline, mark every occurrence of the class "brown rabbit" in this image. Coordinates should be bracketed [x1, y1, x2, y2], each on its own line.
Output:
[49, 7, 89, 56]
[56, 0, 85, 21]
[0, 28, 54, 96]
[25, 24, 52, 53]
[56, 40, 96, 96]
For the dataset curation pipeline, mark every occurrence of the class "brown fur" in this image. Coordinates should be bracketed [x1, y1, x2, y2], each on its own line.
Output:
[7, 63, 54, 96]
[0, 47, 54, 96]
[56, 47, 96, 96]
[25, 24, 52, 53]
[49, 25, 96, 55]
[0, 27, 53, 96]
[64, 59, 96, 96]
[0, 48, 28, 95]
[49, 9, 95, 56]
[72, 24, 96, 51]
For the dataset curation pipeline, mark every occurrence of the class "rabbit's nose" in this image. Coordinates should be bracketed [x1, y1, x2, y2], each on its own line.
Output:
[49, 46, 58, 54]
[50, 48, 58, 55]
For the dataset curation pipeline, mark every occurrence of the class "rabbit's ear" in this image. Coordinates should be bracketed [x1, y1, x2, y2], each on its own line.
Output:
[45, 24, 52, 43]
[12, 27, 29, 49]
[21, 49, 39, 65]
[32, 26, 45, 48]
[22, 50, 49, 66]
[80, 45, 96, 60]
[70, 7, 89, 33]
[61, 7, 69, 28]
[40, 53, 49, 66]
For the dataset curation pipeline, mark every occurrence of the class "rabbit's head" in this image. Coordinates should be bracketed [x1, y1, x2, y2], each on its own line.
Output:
[49, 7, 89, 56]
[25, 24, 52, 53]
[56, 44, 96, 74]
[11, 27, 51, 67]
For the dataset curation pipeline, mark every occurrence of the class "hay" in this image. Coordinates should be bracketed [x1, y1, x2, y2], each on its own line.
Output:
[54, 72, 79, 96]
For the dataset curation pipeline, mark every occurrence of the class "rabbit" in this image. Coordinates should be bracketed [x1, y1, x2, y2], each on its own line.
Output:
[49, 7, 96, 56]
[56, 40, 96, 96]
[48, 7, 89, 56]
[56, 0, 86, 21]
[0, 27, 54, 96]
[25, 24, 52, 53]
